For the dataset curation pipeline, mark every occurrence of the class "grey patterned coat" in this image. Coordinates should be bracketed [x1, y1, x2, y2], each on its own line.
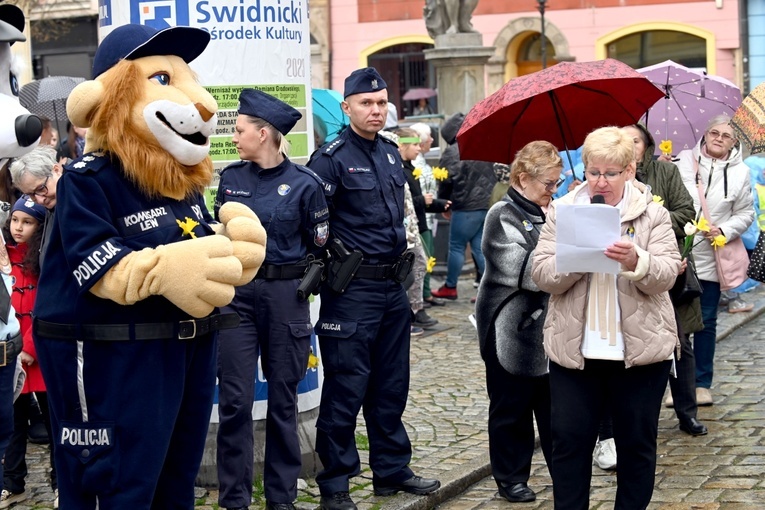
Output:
[475, 187, 549, 377]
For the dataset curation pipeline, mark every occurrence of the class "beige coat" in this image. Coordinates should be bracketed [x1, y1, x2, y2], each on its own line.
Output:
[531, 181, 681, 369]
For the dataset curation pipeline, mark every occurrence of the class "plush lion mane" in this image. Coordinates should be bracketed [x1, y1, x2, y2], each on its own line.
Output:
[87, 59, 213, 200]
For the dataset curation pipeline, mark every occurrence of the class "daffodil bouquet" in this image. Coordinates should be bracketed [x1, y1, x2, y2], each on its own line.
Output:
[682, 217, 727, 259]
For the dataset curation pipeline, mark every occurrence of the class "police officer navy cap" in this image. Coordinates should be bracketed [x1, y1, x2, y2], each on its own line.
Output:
[344, 67, 387, 98]
[92, 24, 210, 79]
[238, 88, 302, 135]
[11, 195, 46, 224]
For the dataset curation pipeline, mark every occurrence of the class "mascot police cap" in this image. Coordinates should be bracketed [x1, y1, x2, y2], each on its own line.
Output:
[238, 88, 302, 136]
[344, 67, 387, 98]
[92, 24, 211, 79]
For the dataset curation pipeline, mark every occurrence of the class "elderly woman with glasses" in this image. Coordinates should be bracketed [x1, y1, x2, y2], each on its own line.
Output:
[532, 126, 681, 510]
[9, 145, 63, 267]
[674, 114, 754, 406]
[475, 141, 561, 503]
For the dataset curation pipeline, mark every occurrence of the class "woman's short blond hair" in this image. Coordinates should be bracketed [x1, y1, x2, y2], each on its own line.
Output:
[582, 126, 634, 169]
[509, 141, 562, 187]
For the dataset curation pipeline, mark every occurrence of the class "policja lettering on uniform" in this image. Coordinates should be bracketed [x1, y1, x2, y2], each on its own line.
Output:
[60, 426, 112, 446]
[72, 241, 122, 286]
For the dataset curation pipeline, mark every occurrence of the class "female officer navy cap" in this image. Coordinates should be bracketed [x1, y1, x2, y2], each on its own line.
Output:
[344, 67, 387, 98]
[91, 24, 210, 79]
[11, 195, 46, 223]
[238, 88, 302, 135]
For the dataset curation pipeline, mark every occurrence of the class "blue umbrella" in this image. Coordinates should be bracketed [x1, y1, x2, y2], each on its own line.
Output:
[312, 88, 346, 143]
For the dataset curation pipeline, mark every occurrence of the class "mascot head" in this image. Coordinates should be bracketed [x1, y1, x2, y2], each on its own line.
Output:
[66, 24, 218, 201]
[1, 3, 42, 163]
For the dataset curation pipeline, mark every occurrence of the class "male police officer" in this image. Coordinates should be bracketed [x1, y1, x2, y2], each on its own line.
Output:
[307, 67, 440, 510]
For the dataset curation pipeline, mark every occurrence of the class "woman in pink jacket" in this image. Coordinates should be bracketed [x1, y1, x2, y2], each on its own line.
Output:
[532, 127, 681, 510]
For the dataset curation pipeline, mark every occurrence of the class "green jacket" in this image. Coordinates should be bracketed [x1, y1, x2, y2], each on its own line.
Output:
[635, 126, 703, 335]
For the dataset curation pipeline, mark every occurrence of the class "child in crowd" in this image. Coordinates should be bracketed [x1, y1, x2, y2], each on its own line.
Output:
[0, 196, 56, 509]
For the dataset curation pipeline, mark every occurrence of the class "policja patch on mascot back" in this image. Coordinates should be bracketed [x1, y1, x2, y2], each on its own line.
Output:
[31, 24, 267, 509]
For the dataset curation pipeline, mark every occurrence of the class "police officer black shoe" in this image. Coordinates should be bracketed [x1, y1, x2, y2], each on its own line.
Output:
[266, 502, 296, 510]
[679, 417, 708, 436]
[373, 475, 441, 496]
[497, 482, 536, 503]
[319, 491, 357, 510]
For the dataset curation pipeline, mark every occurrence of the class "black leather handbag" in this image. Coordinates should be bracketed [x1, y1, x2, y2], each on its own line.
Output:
[670, 256, 703, 305]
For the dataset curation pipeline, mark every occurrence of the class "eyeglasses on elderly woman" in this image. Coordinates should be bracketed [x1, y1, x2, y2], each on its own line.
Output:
[534, 176, 565, 192]
[706, 129, 734, 141]
[584, 169, 625, 181]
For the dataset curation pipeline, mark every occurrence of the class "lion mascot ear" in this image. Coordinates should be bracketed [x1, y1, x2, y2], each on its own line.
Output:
[66, 80, 104, 130]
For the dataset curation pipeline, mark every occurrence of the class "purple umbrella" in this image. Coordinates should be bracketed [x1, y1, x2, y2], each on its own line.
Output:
[402, 88, 437, 101]
[638, 60, 742, 155]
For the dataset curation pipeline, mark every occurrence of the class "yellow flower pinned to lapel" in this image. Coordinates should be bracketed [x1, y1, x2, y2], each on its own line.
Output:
[659, 139, 673, 156]
[432, 167, 449, 181]
[412, 168, 422, 180]
[711, 234, 727, 250]
[426, 256, 437, 273]
[177, 217, 200, 239]
[652, 195, 664, 206]
[692, 217, 711, 233]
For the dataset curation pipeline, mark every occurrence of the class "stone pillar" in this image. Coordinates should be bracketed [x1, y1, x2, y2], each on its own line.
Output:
[424, 33, 494, 122]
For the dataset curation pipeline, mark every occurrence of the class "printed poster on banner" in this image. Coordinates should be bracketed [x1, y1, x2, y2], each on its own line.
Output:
[98, 0, 320, 422]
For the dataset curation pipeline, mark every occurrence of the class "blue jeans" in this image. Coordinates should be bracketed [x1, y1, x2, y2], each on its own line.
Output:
[0, 358, 15, 486]
[445, 210, 487, 288]
[694, 280, 721, 389]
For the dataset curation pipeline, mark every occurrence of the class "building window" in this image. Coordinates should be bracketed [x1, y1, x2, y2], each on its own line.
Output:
[368, 43, 435, 117]
[607, 30, 706, 69]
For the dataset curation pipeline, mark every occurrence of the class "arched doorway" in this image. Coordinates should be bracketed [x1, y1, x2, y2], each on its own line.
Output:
[367, 41, 436, 117]
[514, 32, 557, 77]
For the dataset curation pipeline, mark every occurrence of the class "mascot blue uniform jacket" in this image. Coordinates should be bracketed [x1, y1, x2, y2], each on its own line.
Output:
[0, 2, 39, 491]
[306, 68, 419, 496]
[31, 24, 266, 510]
[214, 89, 330, 509]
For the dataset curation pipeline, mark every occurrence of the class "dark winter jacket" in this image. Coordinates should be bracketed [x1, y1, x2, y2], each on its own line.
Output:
[633, 124, 702, 335]
[437, 113, 496, 211]
[403, 160, 449, 233]
[475, 187, 549, 377]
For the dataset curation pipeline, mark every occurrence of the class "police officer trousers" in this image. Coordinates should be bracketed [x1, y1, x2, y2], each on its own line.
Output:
[314, 278, 414, 495]
[216, 278, 313, 508]
[34, 331, 217, 510]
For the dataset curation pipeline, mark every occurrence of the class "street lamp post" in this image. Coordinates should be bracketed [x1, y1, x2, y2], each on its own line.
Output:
[537, 0, 547, 69]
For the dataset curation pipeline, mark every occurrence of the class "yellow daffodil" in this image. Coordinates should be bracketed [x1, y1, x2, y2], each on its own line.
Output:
[652, 195, 664, 206]
[432, 166, 449, 181]
[177, 217, 200, 238]
[412, 168, 422, 180]
[711, 234, 727, 250]
[659, 139, 673, 156]
[692, 216, 711, 233]
[426, 256, 437, 273]
[307, 350, 320, 369]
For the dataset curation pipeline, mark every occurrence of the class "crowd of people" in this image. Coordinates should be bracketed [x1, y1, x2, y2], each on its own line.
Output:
[2, 55, 764, 510]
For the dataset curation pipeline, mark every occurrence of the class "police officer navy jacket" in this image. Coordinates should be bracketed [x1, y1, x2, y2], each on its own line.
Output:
[308, 128, 406, 262]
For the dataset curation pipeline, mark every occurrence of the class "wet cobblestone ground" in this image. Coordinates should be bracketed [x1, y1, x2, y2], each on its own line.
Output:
[11, 279, 765, 509]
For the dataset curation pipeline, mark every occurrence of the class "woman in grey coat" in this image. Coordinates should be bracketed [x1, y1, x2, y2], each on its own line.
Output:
[475, 141, 562, 503]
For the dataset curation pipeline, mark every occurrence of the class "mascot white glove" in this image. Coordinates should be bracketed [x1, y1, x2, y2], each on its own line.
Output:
[213, 201, 267, 285]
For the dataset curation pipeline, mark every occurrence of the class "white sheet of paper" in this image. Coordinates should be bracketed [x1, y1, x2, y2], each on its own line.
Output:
[555, 204, 621, 274]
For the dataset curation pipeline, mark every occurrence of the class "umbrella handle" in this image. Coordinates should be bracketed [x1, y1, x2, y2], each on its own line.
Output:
[548, 91, 578, 179]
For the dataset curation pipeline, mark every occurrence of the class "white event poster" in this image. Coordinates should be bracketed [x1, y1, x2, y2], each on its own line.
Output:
[98, 0, 319, 421]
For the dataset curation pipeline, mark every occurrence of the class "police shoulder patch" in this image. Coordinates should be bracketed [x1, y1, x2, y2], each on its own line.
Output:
[321, 138, 345, 156]
[65, 152, 109, 174]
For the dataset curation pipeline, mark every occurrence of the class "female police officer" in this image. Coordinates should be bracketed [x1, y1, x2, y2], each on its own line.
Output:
[214, 89, 329, 510]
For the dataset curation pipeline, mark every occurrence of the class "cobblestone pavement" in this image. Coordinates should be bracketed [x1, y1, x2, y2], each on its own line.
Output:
[11, 279, 765, 509]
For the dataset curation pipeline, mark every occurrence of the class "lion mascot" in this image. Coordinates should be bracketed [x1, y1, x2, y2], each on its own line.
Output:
[1, 2, 40, 504]
[31, 24, 266, 509]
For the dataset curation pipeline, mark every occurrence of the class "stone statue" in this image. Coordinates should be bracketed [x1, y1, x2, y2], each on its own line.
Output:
[424, 0, 479, 38]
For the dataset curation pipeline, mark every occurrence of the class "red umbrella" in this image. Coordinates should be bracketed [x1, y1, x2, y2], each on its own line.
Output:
[457, 59, 664, 165]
